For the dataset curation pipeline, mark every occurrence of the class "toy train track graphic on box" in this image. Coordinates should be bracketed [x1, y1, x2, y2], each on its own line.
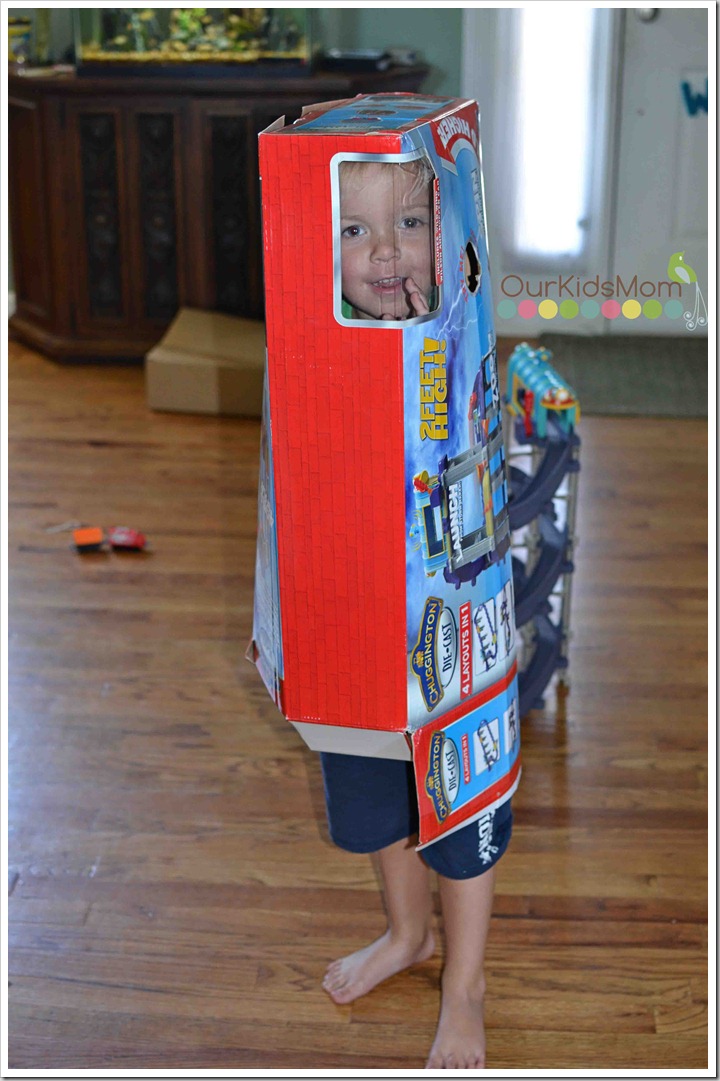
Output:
[473, 600, 498, 669]
[424, 713, 506, 823]
[410, 345, 510, 587]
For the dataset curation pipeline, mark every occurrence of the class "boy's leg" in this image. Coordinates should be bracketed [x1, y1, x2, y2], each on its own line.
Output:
[320, 751, 434, 1004]
[425, 865, 495, 1069]
[322, 835, 435, 1004]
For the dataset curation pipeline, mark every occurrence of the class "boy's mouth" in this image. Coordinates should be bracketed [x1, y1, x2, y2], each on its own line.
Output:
[370, 276, 404, 293]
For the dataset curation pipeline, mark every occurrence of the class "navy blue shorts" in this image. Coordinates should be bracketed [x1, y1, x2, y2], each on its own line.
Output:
[319, 751, 512, 880]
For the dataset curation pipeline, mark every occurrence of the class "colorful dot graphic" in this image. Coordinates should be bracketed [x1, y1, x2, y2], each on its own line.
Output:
[538, 299, 558, 319]
[495, 291, 700, 323]
[622, 299, 642, 320]
[559, 300, 579, 319]
[643, 299, 663, 319]
[664, 299, 684, 320]
[496, 299, 516, 319]
[601, 299, 621, 319]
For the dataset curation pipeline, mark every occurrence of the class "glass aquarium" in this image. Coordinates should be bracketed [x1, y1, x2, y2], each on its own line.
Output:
[74, 8, 313, 75]
[9, 16, 33, 64]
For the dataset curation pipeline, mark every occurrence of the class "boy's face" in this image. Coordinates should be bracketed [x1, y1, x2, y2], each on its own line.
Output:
[340, 163, 433, 320]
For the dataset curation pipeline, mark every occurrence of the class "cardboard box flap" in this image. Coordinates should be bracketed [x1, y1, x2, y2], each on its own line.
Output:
[149, 307, 266, 368]
[147, 344, 264, 373]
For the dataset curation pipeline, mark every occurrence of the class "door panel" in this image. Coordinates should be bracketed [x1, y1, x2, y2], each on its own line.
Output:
[186, 101, 263, 319]
[126, 105, 184, 325]
[609, 7, 708, 335]
[69, 103, 130, 334]
[8, 96, 53, 324]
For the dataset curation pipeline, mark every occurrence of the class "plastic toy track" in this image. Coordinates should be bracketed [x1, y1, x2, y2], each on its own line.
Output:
[517, 612, 567, 716]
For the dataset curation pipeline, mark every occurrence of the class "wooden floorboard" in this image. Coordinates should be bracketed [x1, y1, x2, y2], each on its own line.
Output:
[7, 340, 709, 1070]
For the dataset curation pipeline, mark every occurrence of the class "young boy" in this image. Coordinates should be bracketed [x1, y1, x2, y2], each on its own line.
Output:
[339, 158, 435, 321]
[319, 158, 514, 1069]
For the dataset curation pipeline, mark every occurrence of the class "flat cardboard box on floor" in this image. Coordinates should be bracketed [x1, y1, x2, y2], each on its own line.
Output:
[249, 94, 521, 846]
[146, 307, 265, 417]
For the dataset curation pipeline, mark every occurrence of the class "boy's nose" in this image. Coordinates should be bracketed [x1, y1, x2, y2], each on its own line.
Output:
[371, 232, 400, 262]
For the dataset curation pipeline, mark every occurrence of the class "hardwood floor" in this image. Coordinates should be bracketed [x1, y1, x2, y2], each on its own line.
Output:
[7, 340, 709, 1070]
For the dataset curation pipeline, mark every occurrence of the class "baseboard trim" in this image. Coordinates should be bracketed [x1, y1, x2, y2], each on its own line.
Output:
[8, 311, 156, 361]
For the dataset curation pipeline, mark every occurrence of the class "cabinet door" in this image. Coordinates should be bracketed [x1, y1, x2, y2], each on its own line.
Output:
[66, 102, 132, 335]
[125, 103, 185, 327]
[186, 101, 264, 319]
[8, 94, 54, 326]
[67, 99, 186, 338]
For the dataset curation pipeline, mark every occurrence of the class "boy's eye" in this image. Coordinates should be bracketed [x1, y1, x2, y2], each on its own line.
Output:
[400, 216, 425, 229]
[341, 224, 365, 239]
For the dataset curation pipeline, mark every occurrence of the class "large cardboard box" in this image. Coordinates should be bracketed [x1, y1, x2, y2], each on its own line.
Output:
[250, 94, 520, 846]
[146, 307, 265, 417]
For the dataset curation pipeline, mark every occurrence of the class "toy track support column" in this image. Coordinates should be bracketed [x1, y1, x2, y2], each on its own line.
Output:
[505, 342, 581, 719]
[554, 438, 581, 721]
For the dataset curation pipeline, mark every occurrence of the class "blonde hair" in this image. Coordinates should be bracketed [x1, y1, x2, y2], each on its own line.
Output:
[339, 156, 434, 203]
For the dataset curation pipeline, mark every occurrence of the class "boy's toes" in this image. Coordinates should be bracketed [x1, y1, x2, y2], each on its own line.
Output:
[322, 962, 355, 1000]
[426, 1047, 484, 1069]
[323, 972, 355, 1004]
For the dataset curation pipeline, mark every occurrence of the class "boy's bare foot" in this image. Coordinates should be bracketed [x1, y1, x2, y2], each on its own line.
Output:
[425, 981, 486, 1069]
[322, 928, 435, 1004]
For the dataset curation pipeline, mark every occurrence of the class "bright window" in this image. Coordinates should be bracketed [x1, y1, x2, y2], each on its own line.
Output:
[508, 7, 604, 264]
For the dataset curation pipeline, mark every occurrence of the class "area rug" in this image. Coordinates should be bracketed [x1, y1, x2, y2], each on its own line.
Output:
[537, 334, 708, 417]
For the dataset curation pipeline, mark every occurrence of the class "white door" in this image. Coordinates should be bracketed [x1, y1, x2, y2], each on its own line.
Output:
[609, 6, 708, 335]
[461, 7, 710, 338]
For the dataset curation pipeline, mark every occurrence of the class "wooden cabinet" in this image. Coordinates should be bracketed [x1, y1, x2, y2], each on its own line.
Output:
[8, 66, 428, 360]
